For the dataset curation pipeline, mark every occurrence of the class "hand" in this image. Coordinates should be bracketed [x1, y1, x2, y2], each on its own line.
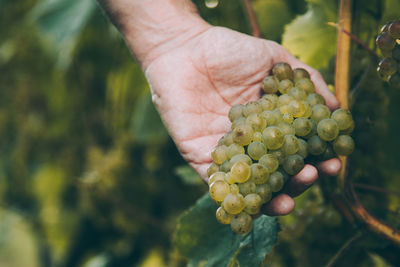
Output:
[144, 26, 342, 215]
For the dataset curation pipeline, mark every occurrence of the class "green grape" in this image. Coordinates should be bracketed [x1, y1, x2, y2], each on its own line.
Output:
[282, 134, 300, 155]
[247, 141, 267, 160]
[333, 135, 355, 156]
[246, 113, 267, 132]
[229, 104, 244, 122]
[209, 180, 230, 201]
[297, 138, 308, 158]
[302, 102, 312, 118]
[307, 93, 325, 106]
[269, 149, 286, 164]
[262, 94, 278, 107]
[259, 153, 279, 172]
[293, 117, 312, 136]
[377, 57, 398, 78]
[279, 104, 290, 115]
[293, 68, 310, 81]
[272, 109, 283, 124]
[278, 122, 295, 136]
[208, 171, 226, 185]
[230, 212, 252, 234]
[262, 76, 279, 94]
[295, 78, 315, 94]
[219, 160, 233, 172]
[231, 116, 246, 129]
[304, 119, 317, 139]
[311, 104, 331, 123]
[278, 94, 295, 107]
[225, 172, 236, 184]
[393, 44, 400, 61]
[283, 154, 304, 175]
[216, 207, 232, 224]
[389, 73, 400, 88]
[227, 143, 245, 159]
[257, 98, 275, 111]
[288, 100, 306, 117]
[250, 163, 269, 184]
[256, 184, 272, 203]
[268, 171, 285, 192]
[262, 126, 284, 149]
[340, 119, 354, 135]
[331, 108, 353, 131]
[376, 32, 396, 51]
[317, 118, 339, 141]
[261, 110, 277, 126]
[230, 184, 240, 194]
[218, 131, 234, 146]
[207, 162, 220, 177]
[211, 145, 228, 164]
[243, 101, 262, 117]
[222, 193, 245, 215]
[307, 135, 327, 155]
[238, 181, 256, 196]
[244, 194, 262, 215]
[233, 123, 254, 146]
[272, 62, 294, 81]
[253, 131, 263, 142]
[230, 154, 252, 166]
[322, 144, 335, 160]
[278, 79, 294, 94]
[388, 19, 400, 39]
[282, 113, 294, 124]
[231, 161, 251, 183]
[288, 87, 307, 100]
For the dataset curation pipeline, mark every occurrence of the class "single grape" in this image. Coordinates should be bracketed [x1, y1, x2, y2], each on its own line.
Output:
[272, 62, 294, 81]
[278, 79, 294, 94]
[282, 134, 300, 155]
[256, 184, 272, 203]
[311, 104, 331, 123]
[230, 184, 240, 194]
[230, 212, 252, 234]
[244, 194, 262, 215]
[247, 141, 267, 160]
[261, 110, 277, 126]
[295, 78, 315, 94]
[317, 118, 339, 141]
[269, 149, 286, 164]
[389, 73, 400, 88]
[388, 19, 400, 39]
[288, 87, 307, 100]
[377, 57, 398, 78]
[393, 44, 400, 61]
[218, 131, 234, 146]
[302, 102, 312, 118]
[297, 138, 308, 158]
[262, 76, 279, 94]
[246, 113, 267, 132]
[333, 135, 355, 156]
[322, 144, 335, 160]
[283, 154, 304, 175]
[208, 171, 226, 185]
[229, 104, 244, 122]
[211, 145, 228, 164]
[253, 131, 263, 142]
[231, 161, 251, 183]
[225, 172, 236, 184]
[219, 160, 233, 172]
[376, 32, 396, 51]
[231, 116, 246, 130]
[238, 181, 256, 196]
[230, 154, 252, 166]
[262, 94, 278, 107]
[288, 100, 306, 117]
[243, 101, 262, 117]
[293, 68, 310, 81]
[258, 153, 279, 172]
[279, 104, 290, 115]
[227, 143, 245, 159]
[340, 119, 354, 135]
[250, 163, 269, 184]
[278, 122, 296, 136]
[222, 193, 245, 215]
[282, 113, 294, 124]
[207, 162, 220, 177]
[293, 117, 312, 137]
[331, 108, 353, 131]
[233, 123, 254, 146]
[307, 135, 327, 155]
[268, 171, 285, 192]
[303, 119, 317, 139]
[262, 126, 284, 150]
[257, 98, 275, 111]
[216, 207, 232, 224]
[307, 93, 325, 106]
[278, 94, 295, 107]
[209, 180, 230, 201]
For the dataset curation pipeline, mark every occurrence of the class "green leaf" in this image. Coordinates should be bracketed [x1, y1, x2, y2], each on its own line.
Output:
[282, 1, 337, 69]
[174, 194, 279, 267]
[175, 165, 204, 185]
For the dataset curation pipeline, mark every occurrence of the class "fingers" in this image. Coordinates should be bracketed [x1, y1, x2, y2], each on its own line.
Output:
[318, 158, 342, 176]
[285, 164, 318, 197]
[261, 193, 295, 216]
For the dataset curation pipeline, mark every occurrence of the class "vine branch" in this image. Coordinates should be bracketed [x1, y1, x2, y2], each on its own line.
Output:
[241, 0, 262, 37]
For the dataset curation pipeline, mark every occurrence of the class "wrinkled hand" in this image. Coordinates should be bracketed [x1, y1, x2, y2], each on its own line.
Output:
[145, 26, 341, 215]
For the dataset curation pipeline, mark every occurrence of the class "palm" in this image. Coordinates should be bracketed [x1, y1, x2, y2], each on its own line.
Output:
[145, 27, 337, 181]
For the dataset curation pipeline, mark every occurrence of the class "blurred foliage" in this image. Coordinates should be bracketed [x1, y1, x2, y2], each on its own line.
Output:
[0, 0, 400, 266]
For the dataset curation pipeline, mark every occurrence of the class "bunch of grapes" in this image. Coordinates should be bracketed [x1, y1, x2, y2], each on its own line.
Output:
[207, 63, 355, 234]
[376, 19, 400, 87]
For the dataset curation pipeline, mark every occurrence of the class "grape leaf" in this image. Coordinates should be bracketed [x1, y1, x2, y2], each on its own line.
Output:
[282, 0, 337, 69]
[174, 194, 279, 267]
[175, 165, 204, 185]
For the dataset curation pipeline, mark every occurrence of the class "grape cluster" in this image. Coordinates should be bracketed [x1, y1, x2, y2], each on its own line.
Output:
[376, 19, 400, 87]
[207, 63, 355, 234]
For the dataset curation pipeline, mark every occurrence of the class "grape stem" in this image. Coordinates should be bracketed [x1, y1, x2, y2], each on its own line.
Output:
[335, 0, 400, 247]
[241, 0, 262, 38]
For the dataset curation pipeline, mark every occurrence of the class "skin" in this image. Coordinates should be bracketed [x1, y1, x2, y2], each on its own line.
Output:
[97, 0, 342, 216]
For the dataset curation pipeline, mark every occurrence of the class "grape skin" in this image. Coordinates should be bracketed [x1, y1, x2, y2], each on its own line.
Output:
[333, 135, 355, 156]
[317, 118, 339, 141]
[223, 193, 246, 215]
[230, 212, 252, 234]
[209, 180, 230, 202]
[216, 207, 232, 224]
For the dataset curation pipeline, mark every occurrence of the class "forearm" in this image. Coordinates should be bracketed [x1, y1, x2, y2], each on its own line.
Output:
[97, 0, 210, 68]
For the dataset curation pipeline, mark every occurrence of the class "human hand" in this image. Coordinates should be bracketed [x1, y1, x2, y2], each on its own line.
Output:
[144, 26, 342, 215]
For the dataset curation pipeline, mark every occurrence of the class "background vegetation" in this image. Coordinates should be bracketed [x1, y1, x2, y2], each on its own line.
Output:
[0, 0, 399, 266]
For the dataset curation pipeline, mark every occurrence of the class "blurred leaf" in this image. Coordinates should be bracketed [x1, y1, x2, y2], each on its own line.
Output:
[174, 165, 203, 185]
[29, 0, 96, 67]
[174, 194, 279, 267]
[131, 93, 168, 144]
[282, 0, 337, 69]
